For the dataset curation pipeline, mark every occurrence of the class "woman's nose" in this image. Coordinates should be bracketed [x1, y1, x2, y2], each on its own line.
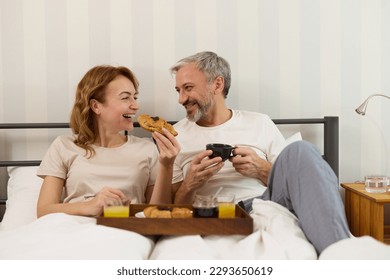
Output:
[130, 99, 139, 110]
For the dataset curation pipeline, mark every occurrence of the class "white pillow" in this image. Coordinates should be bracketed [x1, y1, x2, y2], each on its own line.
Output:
[0, 166, 42, 231]
[285, 132, 302, 145]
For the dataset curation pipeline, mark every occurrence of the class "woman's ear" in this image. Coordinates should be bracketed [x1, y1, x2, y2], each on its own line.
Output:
[89, 99, 100, 114]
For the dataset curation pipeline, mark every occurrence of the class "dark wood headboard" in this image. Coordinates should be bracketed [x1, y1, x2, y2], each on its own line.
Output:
[0, 116, 339, 220]
[272, 116, 339, 177]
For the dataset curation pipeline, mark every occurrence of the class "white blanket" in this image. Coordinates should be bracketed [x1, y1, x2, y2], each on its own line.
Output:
[0, 213, 154, 259]
[0, 199, 317, 260]
[0, 199, 389, 260]
[320, 236, 390, 259]
[150, 199, 318, 259]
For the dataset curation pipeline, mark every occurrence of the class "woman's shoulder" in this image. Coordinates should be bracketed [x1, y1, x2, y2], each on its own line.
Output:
[126, 135, 158, 157]
[52, 134, 76, 146]
[127, 135, 155, 146]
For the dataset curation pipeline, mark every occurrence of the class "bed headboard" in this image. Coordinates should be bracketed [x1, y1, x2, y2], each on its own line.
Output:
[0, 116, 339, 221]
[272, 116, 339, 177]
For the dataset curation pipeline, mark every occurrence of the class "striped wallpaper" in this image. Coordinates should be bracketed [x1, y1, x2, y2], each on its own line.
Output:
[0, 0, 390, 184]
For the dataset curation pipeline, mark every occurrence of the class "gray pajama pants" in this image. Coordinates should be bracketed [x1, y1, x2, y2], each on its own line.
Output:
[242, 141, 350, 254]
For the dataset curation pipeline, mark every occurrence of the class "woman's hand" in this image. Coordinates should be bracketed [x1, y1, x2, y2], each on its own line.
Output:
[86, 187, 128, 217]
[152, 128, 181, 165]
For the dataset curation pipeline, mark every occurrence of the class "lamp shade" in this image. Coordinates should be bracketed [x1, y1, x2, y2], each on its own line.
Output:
[355, 94, 390, 115]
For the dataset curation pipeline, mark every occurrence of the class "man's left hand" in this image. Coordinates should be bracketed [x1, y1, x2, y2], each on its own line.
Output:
[229, 146, 271, 185]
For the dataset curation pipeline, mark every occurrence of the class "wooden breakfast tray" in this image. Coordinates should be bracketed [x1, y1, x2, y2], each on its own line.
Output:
[96, 204, 253, 235]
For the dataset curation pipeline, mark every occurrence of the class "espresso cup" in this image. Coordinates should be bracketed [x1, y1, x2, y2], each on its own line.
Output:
[206, 143, 235, 161]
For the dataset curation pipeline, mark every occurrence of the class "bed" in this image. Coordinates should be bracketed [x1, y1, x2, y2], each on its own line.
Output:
[0, 116, 389, 260]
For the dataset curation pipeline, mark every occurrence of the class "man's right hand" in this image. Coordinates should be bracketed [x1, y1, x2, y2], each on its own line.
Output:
[174, 150, 224, 203]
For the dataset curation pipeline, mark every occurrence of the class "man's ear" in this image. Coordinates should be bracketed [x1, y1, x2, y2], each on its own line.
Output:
[214, 76, 225, 95]
[90, 99, 100, 114]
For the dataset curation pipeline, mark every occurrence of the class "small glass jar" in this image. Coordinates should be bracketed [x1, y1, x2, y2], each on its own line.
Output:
[365, 175, 389, 193]
[192, 193, 218, 218]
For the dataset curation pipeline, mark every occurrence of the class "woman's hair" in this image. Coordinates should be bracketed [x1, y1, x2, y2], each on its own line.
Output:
[170, 51, 231, 98]
[70, 65, 139, 157]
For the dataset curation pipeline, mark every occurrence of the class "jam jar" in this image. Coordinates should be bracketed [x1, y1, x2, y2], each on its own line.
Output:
[192, 193, 218, 218]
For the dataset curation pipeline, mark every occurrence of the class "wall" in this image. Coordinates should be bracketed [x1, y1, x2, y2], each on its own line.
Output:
[1, 0, 390, 185]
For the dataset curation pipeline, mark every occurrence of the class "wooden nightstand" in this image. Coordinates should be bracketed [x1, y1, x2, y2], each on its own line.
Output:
[340, 183, 390, 244]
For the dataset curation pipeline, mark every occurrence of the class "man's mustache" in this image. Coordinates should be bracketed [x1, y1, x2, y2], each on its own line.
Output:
[183, 100, 197, 107]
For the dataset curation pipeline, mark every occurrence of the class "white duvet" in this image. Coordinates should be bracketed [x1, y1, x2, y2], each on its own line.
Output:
[0, 213, 154, 259]
[0, 198, 389, 260]
[0, 198, 316, 260]
[150, 199, 317, 259]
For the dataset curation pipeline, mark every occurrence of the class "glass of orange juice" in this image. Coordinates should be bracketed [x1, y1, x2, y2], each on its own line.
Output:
[217, 194, 235, 218]
[103, 200, 130, 218]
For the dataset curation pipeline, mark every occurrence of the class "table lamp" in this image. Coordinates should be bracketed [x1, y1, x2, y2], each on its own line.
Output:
[355, 93, 390, 115]
[355, 93, 390, 193]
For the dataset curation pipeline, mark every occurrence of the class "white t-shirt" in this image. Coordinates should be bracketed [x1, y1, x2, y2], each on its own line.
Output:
[172, 110, 286, 202]
[37, 134, 158, 203]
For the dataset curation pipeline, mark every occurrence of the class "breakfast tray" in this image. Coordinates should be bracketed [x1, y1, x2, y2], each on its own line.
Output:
[96, 204, 253, 235]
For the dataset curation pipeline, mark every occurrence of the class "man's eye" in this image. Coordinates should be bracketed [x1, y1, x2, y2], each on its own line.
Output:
[185, 86, 193, 91]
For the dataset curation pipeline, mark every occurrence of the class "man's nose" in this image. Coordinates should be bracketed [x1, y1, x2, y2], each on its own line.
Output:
[178, 90, 188, 105]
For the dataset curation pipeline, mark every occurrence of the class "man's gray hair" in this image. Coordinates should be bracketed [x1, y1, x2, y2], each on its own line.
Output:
[170, 51, 231, 98]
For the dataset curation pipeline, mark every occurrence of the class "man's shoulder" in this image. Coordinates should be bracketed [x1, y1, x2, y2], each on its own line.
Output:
[233, 110, 272, 121]
[173, 118, 192, 130]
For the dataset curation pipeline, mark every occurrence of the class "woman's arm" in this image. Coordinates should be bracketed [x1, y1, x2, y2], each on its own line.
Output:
[147, 128, 180, 204]
[37, 176, 127, 218]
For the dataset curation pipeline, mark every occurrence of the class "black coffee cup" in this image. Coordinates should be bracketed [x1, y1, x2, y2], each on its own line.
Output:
[206, 143, 235, 161]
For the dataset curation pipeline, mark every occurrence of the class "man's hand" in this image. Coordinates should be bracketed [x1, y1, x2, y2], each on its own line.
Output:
[185, 149, 224, 187]
[229, 146, 272, 185]
[174, 150, 224, 203]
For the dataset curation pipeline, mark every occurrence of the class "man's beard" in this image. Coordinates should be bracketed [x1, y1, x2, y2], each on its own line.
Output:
[186, 93, 214, 122]
[187, 106, 203, 122]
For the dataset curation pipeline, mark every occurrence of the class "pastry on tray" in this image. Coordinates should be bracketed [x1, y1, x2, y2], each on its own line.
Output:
[143, 206, 192, 218]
